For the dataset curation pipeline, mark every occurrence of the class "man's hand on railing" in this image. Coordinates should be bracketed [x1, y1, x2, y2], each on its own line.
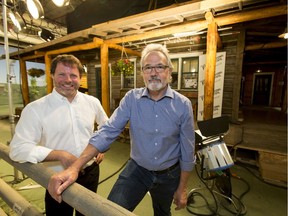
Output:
[48, 167, 79, 203]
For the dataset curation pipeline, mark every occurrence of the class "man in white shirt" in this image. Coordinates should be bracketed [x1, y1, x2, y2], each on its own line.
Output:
[9, 54, 108, 216]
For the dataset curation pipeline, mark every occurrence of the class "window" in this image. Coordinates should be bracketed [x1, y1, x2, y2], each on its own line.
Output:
[181, 57, 198, 89]
[171, 59, 179, 89]
[170, 53, 201, 90]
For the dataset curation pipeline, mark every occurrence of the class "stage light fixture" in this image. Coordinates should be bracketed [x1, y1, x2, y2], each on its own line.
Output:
[52, 0, 70, 7]
[8, 10, 26, 32]
[278, 27, 288, 39]
[38, 28, 55, 41]
[27, 0, 44, 19]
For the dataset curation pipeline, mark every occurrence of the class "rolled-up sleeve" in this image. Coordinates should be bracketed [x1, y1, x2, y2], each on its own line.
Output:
[9, 106, 51, 163]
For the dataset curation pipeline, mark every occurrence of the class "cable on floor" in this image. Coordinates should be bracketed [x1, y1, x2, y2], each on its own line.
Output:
[186, 162, 249, 216]
[98, 158, 129, 185]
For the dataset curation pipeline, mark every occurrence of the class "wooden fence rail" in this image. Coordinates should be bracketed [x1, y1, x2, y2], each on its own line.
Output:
[0, 143, 136, 216]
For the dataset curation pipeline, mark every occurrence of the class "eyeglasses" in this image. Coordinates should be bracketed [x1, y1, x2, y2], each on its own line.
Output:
[142, 65, 169, 74]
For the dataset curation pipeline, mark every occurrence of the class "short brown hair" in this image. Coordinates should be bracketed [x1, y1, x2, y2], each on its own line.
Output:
[50, 54, 84, 77]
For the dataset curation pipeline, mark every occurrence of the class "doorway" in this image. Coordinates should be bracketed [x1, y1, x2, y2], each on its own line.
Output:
[252, 73, 274, 106]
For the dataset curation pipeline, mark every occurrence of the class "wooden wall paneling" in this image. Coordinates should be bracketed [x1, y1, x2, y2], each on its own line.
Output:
[232, 30, 245, 121]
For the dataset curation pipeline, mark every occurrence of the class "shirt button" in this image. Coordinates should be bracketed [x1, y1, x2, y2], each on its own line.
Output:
[155, 115, 158, 117]
[154, 157, 157, 160]
[155, 129, 158, 132]
[155, 143, 158, 146]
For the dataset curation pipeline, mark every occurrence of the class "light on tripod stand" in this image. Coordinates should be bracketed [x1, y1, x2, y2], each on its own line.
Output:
[195, 116, 234, 172]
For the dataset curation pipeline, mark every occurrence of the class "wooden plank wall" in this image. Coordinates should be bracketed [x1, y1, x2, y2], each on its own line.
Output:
[86, 34, 242, 120]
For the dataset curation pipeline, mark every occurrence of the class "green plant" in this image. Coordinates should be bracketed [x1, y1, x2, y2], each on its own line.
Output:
[27, 68, 45, 100]
[111, 59, 134, 76]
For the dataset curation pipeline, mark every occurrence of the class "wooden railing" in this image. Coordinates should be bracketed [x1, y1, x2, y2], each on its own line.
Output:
[0, 143, 136, 216]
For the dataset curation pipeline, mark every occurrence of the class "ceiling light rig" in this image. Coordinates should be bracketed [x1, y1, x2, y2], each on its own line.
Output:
[26, 0, 44, 19]
[8, 10, 26, 32]
[52, 0, 70, 7]
[38, 27, 55, 41]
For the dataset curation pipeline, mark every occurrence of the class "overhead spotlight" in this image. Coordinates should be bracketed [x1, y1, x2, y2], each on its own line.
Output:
[38, 28, 55, 41]
[8, 10, 26, 32]
[17, 0, 27, 16]
[52, 0, 70, 7]
[26, 0, 44, 19]
[278, 27, 288, 39]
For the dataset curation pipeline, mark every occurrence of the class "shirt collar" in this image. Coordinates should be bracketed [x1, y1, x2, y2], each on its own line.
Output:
[141, 85, 174, 100]
[52, 88, 80, 102]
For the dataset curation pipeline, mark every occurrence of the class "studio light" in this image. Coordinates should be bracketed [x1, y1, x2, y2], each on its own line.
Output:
[27, 0, 44, 19]
[38, 28, 55, 41]
[278, 27, 288, 39]
[52, 0, 70, 7]
[8, 10, 26, 32]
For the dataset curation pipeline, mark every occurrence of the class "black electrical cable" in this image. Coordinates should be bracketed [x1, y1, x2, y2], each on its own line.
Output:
[186, 163, 219, 216]
[98, 158, 129, 185]
[186, 161, 250, 216]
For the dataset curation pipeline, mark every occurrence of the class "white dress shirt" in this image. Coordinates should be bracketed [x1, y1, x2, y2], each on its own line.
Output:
[9, 89, 108, 168]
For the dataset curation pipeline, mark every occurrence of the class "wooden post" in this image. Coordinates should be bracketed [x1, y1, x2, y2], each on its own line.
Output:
[44, 54, 53, 93]
[203, 12, 217, 120]
[19, 59, 29, 106]
[100, 43, 110, 116]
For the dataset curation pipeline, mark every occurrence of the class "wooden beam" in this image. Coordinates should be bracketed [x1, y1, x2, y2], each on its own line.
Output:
[205, 11, 222, 49]
[107, 43, 141, 57]
[22, 52, 45, 61]
[245, 41, 287, 51]
[106, 5, 286, 45]
[91, 0, 252, 35]
[204, 21, 217, 120]
[100, 43, 110, 116]
[44, 55, 53, 94]
[19, 59, 29, 106]
[46, 39, 103, 56]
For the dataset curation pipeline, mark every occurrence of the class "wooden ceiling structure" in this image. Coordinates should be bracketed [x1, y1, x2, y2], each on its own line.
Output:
[7, 0, 288, 116]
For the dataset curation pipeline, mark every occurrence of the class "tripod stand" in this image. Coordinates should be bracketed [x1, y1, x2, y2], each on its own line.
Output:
[186, 116, 246, 216]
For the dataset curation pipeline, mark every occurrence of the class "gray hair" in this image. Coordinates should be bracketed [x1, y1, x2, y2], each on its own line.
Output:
[140, 44, 173, 69]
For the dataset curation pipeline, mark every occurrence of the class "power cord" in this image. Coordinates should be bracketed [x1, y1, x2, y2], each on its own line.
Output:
[186, 162, 249, 216]
[98, 158, 129, 185]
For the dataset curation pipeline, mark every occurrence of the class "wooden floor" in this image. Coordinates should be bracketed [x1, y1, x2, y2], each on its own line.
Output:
[229, 106, 287, 187]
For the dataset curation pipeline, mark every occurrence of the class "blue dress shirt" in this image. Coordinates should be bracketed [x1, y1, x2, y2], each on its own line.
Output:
[89, 85, 195, 172]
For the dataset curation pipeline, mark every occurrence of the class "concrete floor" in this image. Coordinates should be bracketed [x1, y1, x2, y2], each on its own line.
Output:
[0, 108, 287, 216]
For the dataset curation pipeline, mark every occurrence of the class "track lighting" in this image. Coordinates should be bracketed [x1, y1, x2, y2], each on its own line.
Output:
[52, 0, 70, 7]
[26, 0, 44, 19]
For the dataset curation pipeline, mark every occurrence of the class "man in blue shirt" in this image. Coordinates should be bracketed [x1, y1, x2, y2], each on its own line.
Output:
[48, 44, 196, 216]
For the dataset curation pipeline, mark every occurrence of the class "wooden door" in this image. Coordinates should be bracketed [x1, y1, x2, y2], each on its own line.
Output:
[253, 73, 273, 106]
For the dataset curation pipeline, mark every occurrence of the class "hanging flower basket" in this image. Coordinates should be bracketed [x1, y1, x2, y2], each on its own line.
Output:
[111, 58, 134, 76]
[111, 45, 134, 76]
